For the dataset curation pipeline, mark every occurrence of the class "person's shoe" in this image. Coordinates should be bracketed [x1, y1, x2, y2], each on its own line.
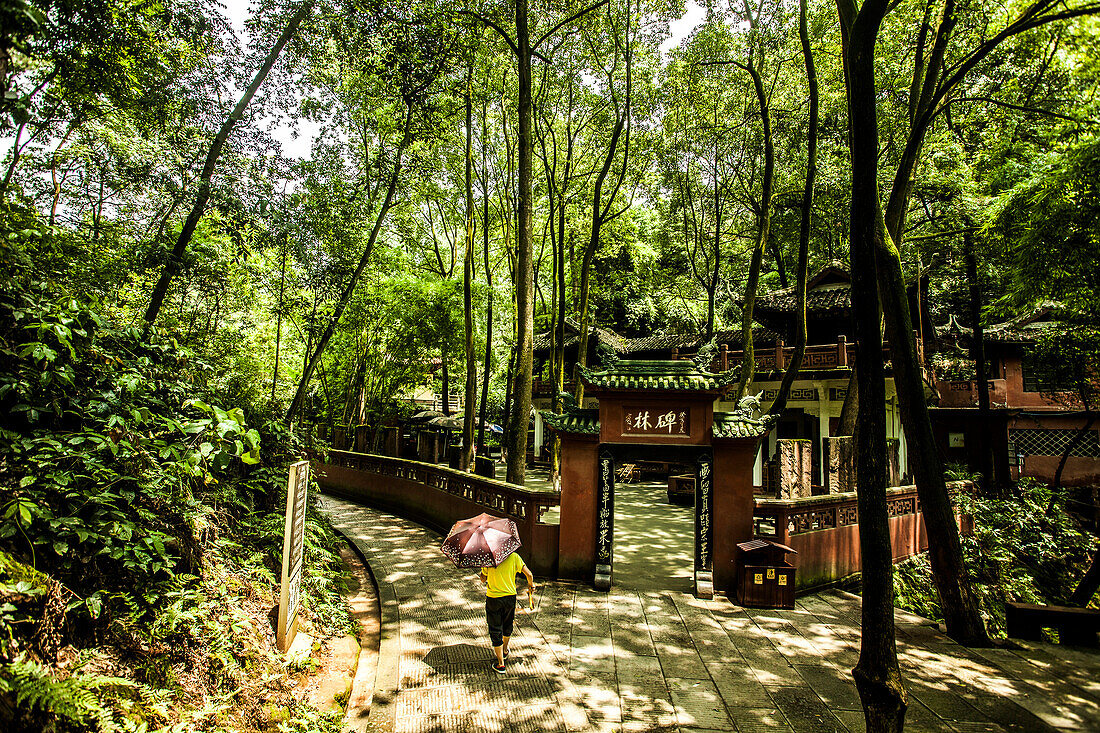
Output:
[491, 661, 506, 674]
[503, 651, 509, 660]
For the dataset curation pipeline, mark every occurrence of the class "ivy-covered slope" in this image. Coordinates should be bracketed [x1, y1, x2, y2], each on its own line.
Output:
[894, 476, 1097, 637]
[0, 225, 353, 731]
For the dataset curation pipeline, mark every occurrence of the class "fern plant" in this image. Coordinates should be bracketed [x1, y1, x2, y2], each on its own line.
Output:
[0, 656, 167, 732]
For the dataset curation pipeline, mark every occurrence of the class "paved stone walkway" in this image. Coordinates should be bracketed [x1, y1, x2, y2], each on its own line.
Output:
[321, 494, 1100, 733]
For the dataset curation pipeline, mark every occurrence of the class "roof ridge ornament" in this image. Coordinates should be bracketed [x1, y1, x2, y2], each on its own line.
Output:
[712, 391, 776, 439]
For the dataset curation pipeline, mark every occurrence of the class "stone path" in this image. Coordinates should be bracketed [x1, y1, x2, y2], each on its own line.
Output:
[321, 494, 1100, 733]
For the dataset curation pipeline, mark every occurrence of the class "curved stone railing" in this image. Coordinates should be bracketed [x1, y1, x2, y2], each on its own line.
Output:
[312, 450, 561, 575]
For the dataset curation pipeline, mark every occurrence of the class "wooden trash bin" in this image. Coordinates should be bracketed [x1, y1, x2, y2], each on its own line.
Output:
[735, 539, 798, 609]
[475, 456, 496, 479]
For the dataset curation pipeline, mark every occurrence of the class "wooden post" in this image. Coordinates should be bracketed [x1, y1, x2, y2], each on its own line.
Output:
[775, 340, 786, 370]
[837, 335, 848, 367]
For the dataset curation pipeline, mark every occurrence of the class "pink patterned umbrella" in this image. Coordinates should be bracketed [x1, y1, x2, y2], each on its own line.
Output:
[440, 513, 522, 569]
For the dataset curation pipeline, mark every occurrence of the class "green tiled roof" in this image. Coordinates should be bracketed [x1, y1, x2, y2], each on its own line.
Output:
[579, 360, 739, 393]
[533, 317, 628, 355]
[540, 408, 600, 435]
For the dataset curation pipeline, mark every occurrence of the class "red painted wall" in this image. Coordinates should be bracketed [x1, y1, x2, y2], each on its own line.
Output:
[1010, 412, 1100, 486]
[786, 513, 929, 591]
[713, 439, 762, 593]
[557, 435, 599, 580]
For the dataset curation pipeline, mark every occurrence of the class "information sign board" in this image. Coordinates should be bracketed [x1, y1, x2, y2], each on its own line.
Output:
[278, 460, 310, 651]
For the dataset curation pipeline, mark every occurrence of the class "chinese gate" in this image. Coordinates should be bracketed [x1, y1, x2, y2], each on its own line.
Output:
[543, 360, 773, 599]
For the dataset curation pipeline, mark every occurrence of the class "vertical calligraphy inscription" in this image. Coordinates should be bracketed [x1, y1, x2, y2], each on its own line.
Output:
[694, 452, 713, 573]
[595, 449, 615, 591]
[597, 451, 614, 563]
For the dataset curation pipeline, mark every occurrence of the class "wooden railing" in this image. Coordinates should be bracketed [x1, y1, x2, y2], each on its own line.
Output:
[677, 335, 923, 374]
[752, 481, 971, 544]
[323, 450, 561, 525]
[532, 378, 576, 396]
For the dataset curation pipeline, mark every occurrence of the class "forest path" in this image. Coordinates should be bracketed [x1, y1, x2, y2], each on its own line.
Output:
[320, 494, 1100, 733]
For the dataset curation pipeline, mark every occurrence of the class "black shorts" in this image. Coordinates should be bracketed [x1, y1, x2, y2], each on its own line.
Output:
[485, 595, 517, 646]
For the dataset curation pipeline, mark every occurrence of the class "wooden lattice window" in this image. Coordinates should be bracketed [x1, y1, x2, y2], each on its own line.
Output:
[1009, 428, 1100, 458]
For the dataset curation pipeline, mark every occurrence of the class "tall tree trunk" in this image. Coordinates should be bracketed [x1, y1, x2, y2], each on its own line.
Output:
[872, 0, 987, 646]
[501, 331, 517, 466]
[143, 0, 313, 325]
[837, 0, 908, 727]
[1052, 411, 1096, 492]
[964, 226, 995, 490]
[706, 139, 721, 337]
[572, 19, 631, 406]
[876, 234, 989, 647]
[1069, 547, 1100, 607]
[272, 233, 287, 403]
[462, 69, 477, 471]
[837, 367, 860, 436]
[441, 355, 451, 416]
[48, 120, 80, 225]
[768, 0, 817, 418]
[477, 100, 494, 455]
[734, 55, 773, 400]
[284, 101, 412, 426]
[506, 0, 535, 485]
[547, 96, 574, 489]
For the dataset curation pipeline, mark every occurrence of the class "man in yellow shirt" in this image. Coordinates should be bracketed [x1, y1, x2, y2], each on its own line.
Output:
[479, 551, 536, 673]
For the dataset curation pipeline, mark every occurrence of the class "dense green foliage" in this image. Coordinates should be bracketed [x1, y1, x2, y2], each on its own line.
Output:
[2, 0, 1100, 725]
[0, 211, 353, 731]
[894, 479, 1098, 637]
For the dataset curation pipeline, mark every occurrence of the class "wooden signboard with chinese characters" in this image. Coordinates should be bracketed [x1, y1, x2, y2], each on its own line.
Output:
[278, 460, 309, 652]
[622, 406, 690, 438]
[602, 399, 712, 445]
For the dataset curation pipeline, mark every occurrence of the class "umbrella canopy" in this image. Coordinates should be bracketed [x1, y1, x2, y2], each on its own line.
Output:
[440, 513, 522, 569]
[427, 415, 464, 430]
[410, 410, 446, 422]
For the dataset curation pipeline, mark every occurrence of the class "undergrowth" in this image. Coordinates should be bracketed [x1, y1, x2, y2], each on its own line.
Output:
[0, 219, 354, 731]
[893, 478, 1098, 638]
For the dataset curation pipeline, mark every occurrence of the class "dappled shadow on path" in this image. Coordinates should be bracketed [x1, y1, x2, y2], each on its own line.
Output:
[613, 479, 693, 592]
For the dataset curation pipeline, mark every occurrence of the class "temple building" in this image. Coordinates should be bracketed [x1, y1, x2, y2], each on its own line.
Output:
[534, 265, 1100, 488]
[533, 264, 923, 491]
